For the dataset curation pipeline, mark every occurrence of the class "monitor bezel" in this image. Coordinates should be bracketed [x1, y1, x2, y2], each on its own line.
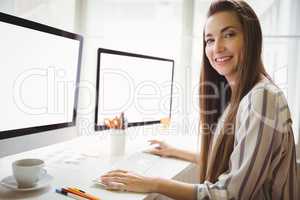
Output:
[95, 48, 175, 131]
[0, 12, 83, 140]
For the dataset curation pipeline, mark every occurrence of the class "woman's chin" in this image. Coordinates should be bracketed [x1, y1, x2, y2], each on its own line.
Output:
[213, 66, 236, 77]
[215, 69, 230, 77]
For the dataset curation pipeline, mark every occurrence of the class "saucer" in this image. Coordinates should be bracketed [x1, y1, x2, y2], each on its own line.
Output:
[0, 174, 53, 191]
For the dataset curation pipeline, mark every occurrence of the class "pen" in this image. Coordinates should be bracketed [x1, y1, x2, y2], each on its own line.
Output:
[120, 112, 124, 129]
[121, 112, 128, 129]
[67, 187, 100, 200]
[56, 189, 87, 200]
[64, 188, 90, 199]
[68, 187, 100, 200]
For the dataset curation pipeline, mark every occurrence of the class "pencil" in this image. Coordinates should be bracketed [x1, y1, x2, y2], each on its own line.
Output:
[67, 187, 100, 200]
[56, 189, 87, 200]
[70, 187, 100, 200]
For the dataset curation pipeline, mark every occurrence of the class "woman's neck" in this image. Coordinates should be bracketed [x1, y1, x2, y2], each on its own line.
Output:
[226, 73, 266, 98]
[225, 72, 238, 92]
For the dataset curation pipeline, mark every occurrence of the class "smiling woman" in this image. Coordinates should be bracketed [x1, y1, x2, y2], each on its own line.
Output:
[204, 11, 244, 83]
[100, 1, 299, 199]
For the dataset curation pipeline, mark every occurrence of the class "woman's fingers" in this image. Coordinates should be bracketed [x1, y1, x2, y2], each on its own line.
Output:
[146, 148, 164, 156]
[101, 170, 129, 178]
[144, 148, 159, 154]
[100, 171, 153, 193]
[148, 139, 162, 145]
[107, 169, 128, 174]
[100, 172, 132, 191]
[148, 140, 165, 149]
[104, 181, 127, 191]
[101, 173, 125, 178]
[101, 176, 126, 183]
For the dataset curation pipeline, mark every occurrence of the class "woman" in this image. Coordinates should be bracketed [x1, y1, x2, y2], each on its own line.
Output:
[100, 0, 298, 199]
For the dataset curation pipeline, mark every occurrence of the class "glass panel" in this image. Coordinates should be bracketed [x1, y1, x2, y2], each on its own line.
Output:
[263, 36, 300, 143]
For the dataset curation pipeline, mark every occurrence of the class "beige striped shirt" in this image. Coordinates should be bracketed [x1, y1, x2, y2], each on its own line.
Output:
[197, 79, 298, 200]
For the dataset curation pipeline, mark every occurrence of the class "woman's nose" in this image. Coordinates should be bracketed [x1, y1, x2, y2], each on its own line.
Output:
[213, 39, 225, 53]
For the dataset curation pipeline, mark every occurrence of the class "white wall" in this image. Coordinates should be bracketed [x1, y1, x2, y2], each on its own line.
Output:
[76, 0, 193, 137]
[0, 0, 76, 32]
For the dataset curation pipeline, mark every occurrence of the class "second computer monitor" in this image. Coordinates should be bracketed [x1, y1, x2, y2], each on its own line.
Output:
[0, 12, 82, 140]
[95, 48, 174, 131]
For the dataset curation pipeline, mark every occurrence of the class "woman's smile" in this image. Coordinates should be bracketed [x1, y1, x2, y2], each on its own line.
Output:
[214, 55, 234, 65]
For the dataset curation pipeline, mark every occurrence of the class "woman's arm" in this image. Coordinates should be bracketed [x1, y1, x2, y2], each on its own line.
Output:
[101, 170, 197, 200]
[171, 148, 198, 163]
[154, 177, 197, 200]
[147, 140, 198, 163]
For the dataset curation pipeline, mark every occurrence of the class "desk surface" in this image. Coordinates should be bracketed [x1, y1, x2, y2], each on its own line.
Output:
[0, 126, 198, 200]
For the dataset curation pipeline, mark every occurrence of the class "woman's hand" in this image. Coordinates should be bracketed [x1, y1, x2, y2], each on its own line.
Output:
[100, 170, 158, 193]
[146, 140, 176, 157]
[100, 169, 196, 200]
[146, 139, 197, 163]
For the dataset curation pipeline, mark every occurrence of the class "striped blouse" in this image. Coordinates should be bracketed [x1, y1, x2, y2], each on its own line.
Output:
[196, 78, 298, 200]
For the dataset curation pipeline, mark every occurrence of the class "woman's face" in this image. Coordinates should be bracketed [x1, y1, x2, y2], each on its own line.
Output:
[205, 11, 244, 80]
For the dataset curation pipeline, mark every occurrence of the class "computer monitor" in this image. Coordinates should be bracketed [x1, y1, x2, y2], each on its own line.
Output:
[0, 12, 83, 155]
[95, 48, 174, 131]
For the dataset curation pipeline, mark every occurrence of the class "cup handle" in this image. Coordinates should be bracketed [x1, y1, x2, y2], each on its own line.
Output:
[39, 169, 47, 179]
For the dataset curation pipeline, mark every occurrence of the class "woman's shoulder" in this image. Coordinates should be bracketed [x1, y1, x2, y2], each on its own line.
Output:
[240, 78, 287, 111]
[251, 78, 282, 95]
[238, 78, 291, 129]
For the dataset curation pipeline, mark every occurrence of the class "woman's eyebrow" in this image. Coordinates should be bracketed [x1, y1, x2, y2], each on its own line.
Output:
[220, 26, 237, 33]
[205, 33, 212, 38]
[205, 25, 237, 38]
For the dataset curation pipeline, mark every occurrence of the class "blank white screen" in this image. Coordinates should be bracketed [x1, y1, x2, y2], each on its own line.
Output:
[97, 53, 173, 125]
[0, 21, 80, 132]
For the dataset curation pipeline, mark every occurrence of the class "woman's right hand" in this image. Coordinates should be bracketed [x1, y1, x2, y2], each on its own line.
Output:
[146, 140, 176, 157]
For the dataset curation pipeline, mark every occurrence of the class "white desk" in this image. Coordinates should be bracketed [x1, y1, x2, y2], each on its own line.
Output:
[0, 126, 198, 200]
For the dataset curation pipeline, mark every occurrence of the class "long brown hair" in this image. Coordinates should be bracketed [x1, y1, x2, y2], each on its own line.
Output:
[198, 0, 270, 183]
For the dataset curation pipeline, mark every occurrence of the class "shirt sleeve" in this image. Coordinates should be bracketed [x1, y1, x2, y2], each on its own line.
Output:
[197, 87, 281, 200]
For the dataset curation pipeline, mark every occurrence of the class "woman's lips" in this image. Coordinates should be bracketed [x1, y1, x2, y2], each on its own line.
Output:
[214, 56, 233, 64]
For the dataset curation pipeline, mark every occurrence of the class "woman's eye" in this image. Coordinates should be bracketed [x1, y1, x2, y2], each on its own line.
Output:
[224, 32, 235, 38]
[206, 39, 214, 45]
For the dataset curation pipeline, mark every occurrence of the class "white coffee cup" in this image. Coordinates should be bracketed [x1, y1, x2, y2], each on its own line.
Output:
[110, 129, 126, 156]
[12, 158, 47, 188]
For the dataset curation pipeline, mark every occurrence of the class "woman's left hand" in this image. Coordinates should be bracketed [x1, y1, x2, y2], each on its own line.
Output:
[100, 170, 158, 193]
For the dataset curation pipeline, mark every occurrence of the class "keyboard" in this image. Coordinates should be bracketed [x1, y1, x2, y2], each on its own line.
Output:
[111, 152, 161, 174]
